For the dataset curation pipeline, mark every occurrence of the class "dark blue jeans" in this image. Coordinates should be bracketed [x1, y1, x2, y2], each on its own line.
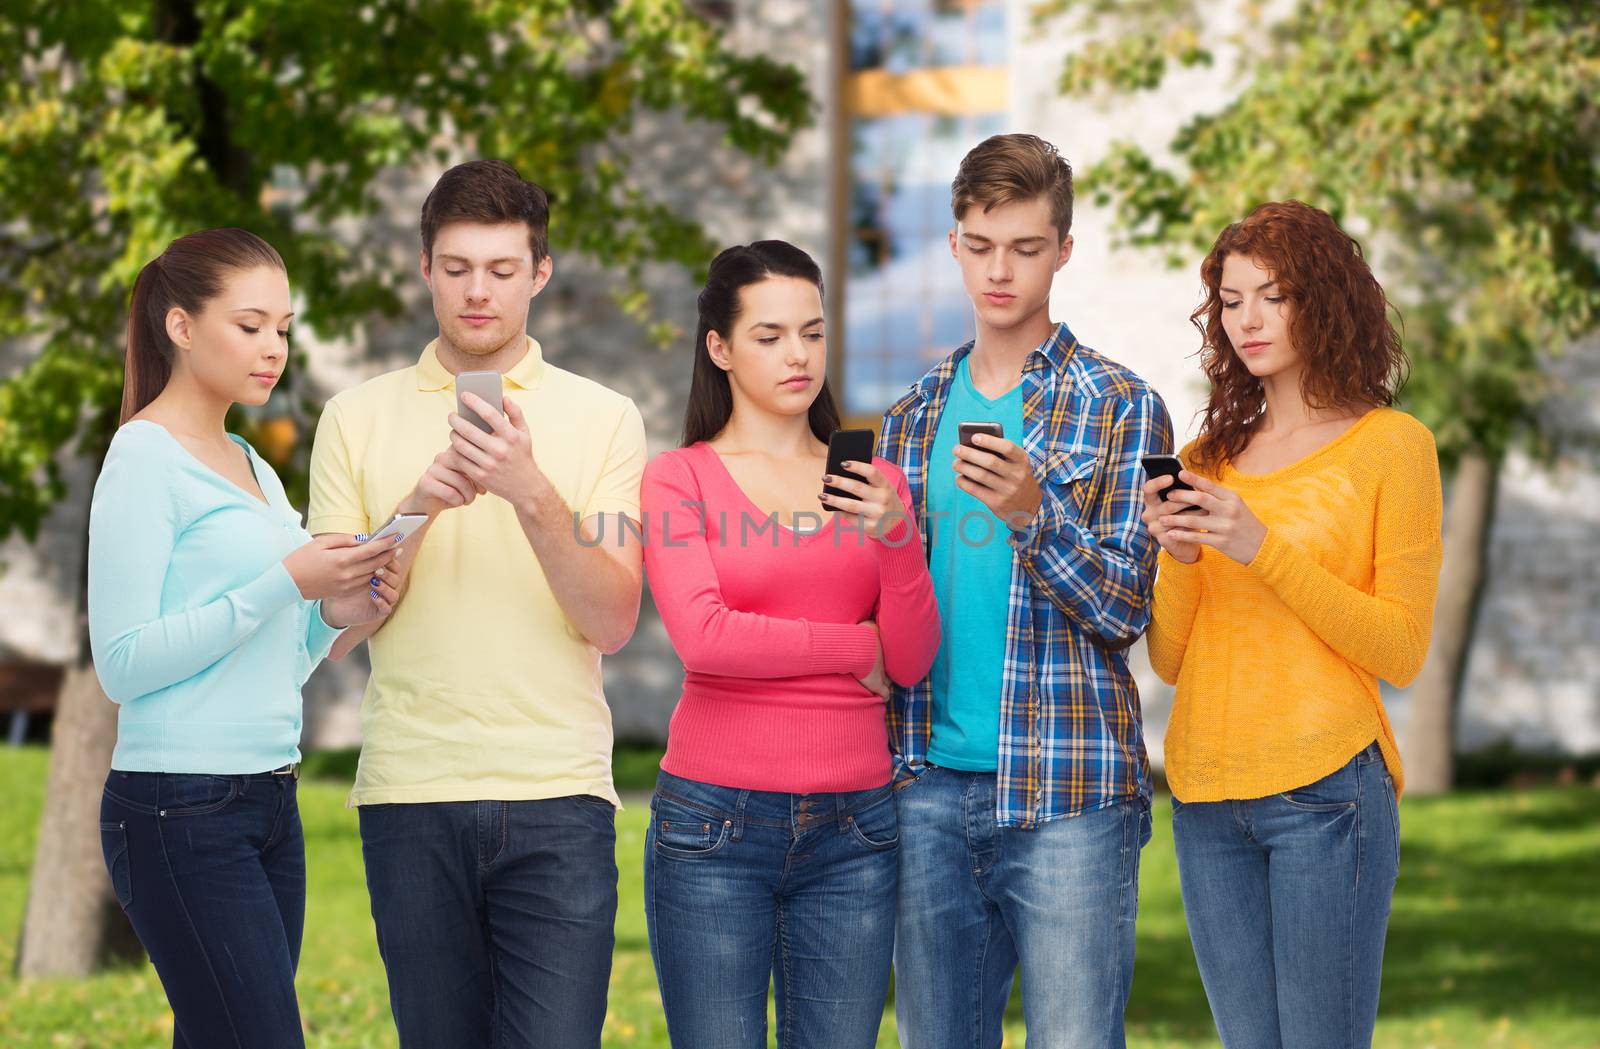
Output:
[643, 770, 900, 1049]
[358, 796, 619, 1049]
[1173, 742, 1400, 1049]
[893, 765, 1151, 1049]
[100, 768, 307, 1049]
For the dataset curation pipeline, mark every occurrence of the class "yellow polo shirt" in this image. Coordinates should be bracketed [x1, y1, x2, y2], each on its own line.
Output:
[307, 337, 646, 807]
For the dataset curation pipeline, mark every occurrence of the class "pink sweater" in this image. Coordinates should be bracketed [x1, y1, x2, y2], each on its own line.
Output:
[641, 442, 940, 793]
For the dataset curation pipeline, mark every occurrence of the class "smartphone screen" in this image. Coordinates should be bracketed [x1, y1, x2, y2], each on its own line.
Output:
[456, 371, 504, 432]
[1141, 455, 1201, 512]
[823, 428, 876, 502]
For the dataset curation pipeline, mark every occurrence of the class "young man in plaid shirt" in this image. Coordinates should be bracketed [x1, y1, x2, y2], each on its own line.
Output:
[879, 133, 1174, 1049]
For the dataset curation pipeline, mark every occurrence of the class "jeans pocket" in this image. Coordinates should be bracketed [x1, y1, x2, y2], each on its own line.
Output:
[160, 774, 240, 817]
[846, 792, 899, 851]
[652, 796, 730, 858]
[100, 821, 133, 909]
[1277, 760, 1359, 812]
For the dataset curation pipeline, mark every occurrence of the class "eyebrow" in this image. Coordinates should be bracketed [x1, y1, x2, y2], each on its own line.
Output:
[231, 307, 296, 321]
[961, 232, 1050, 247]
[747, 317, 825, 333]
[436, 254, 525, 267]
[1218, 280, 1279, 294]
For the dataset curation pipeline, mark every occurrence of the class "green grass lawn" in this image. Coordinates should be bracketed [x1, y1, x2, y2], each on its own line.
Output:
[2, 746, 1597, 1048]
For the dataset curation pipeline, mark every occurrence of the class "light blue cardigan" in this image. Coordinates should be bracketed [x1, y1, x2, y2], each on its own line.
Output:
[88, 420, 344, 773]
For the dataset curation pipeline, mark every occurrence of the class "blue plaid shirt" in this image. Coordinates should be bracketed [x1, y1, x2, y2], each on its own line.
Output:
[877, 322, 1173, 827]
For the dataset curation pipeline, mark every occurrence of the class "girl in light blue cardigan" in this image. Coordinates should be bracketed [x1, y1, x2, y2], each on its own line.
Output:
[91, 229, 401, 1049]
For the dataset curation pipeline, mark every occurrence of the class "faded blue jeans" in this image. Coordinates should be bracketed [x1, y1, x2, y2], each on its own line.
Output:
[892, 763, 1151, 1049]
[1172, 742, 1401, 1049]
[643, 769, 900, 1049]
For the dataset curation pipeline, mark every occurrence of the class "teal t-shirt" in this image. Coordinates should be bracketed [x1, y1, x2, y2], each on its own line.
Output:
[924, 356, 1026, 771]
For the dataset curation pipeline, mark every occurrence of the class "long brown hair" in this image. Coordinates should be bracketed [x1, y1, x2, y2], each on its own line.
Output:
[1189, 200, 1408, 472]
[681, 240, 841, 447]
[122, 229, 286, 423]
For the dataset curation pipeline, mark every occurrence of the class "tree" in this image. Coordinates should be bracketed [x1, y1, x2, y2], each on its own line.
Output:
[1, 0, 810, 976]
[1040, 0, 1600, 791]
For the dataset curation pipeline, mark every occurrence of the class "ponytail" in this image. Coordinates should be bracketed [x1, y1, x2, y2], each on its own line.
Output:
[120, 228, 286, 423]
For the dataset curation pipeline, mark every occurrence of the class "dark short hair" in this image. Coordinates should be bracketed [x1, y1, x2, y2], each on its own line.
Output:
[950, 133, 1074, 239]
[420, 159, 550, 264]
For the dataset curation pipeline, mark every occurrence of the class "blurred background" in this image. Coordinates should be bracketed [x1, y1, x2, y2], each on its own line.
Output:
[2, 2, 1596, 1047]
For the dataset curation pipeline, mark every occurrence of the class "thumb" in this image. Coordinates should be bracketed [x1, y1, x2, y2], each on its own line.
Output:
[502, 396, 528, 431]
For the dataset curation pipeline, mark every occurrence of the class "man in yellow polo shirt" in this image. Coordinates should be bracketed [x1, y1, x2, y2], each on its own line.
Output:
[307, 160, 646, 1049]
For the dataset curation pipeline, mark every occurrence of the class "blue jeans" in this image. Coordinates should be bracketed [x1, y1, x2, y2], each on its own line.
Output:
[643, 770, 899, 1049]
[893, 764, 1150, 1049]
[358, 796, 618, 1049]
[1173, 742, 1400, 1049]
[99, 769, 306, 1049]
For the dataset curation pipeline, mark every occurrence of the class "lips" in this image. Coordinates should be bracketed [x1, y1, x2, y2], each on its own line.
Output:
[1239, 341, 1270, 354]
[781, 375, 813, 389]
[460, 315, 495, 327]
[251, 372, 279, 384]
[983, 292, 1015, 305]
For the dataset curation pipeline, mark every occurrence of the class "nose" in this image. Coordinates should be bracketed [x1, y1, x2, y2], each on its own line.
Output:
[784, 335, 808, 368]
[987, 249, 1012, 285]
[1240, 297, 1263, 332]
[465, 271, 490, 305]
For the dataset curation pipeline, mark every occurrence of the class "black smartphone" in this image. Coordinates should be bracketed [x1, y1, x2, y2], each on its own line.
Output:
[958, 421, 1004, 449]
[822, 428, 876, 502]
[1141, 454, 1201, 513]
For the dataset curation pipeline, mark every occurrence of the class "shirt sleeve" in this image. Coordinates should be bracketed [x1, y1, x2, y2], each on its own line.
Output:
[1247, 420, 1443, 686]
[641, 451, 877, 679]
[871, 461, 940, 688]
[581, 398, 647, 523]
[306, 399, 370, 536]
[1147, 549, 1204, 685]
[1010, 389, 1173, 647]
[88, 437, 303, 704]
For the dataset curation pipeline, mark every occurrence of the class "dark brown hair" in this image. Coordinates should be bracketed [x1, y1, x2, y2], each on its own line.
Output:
[420, 159, 550, 265]
[1190, 200, 1408, 472]
[682, 241, 841, 447]
[950, 133, 1074, 239]
[122, 228, 286, 423]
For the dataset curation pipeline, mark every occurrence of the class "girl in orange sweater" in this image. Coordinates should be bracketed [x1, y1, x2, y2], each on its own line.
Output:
[1141, 201, 1443, 1049]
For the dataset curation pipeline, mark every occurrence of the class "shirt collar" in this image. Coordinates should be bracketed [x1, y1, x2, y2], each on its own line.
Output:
[414, 336, 546, 392]
[913, 321, 1079, 403]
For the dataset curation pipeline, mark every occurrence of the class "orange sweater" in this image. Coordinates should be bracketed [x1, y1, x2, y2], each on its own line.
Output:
[1149, 408, 1442, 801]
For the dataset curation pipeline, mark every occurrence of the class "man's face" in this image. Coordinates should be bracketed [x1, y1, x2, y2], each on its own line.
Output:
[949, 196, 1072, 333]
[422, 221, 551, 357]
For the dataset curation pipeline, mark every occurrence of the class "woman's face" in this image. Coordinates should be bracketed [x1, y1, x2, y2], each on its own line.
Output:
[169, 265, 294, 408]
[1219, 253, 1298, 380]
[708, 276, 827, 419]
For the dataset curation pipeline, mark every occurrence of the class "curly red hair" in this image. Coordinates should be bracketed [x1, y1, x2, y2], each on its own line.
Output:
[1189, 200, 1408, 472]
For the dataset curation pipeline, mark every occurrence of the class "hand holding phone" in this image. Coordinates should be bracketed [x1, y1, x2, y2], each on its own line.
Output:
[360, 512, 428, 546]
[958, 421, 1004, 449]
[1141, 455, 1201, 513]
[822, 428, 876, 503]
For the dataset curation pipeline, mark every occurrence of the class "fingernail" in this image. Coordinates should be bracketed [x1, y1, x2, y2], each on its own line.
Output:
[355, 534, 369, 542]
[822, 475, 832, 483]
[370, 576, 379, 586]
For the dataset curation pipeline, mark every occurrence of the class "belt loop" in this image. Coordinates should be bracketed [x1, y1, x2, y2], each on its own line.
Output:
[731, 789, 749, 842]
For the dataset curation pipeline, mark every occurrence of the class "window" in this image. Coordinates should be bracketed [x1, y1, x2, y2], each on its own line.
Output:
[836, 1, 1009, 418]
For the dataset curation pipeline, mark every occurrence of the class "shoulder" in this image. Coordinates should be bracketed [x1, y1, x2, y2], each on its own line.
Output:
[1067, 343, 1165, 408]
[322, 364, 418, 419]
[542, 363, 639, 420]
[643, 444, 706, 488]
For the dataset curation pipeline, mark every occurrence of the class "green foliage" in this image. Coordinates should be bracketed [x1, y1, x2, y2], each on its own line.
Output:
[1038, 0, 1600, 471]
[0, 0, 812, 539]
[3, 747, 1599, 1046]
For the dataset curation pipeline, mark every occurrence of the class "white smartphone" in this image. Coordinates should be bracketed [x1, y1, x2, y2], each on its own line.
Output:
[456, 370, 504, 432]
[363, 512, 427, 546]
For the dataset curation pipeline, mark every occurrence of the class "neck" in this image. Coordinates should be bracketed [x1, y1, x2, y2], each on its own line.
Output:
[713, 398, 820, 457]
[1257, 365, 1326, 432]
[141, 367, 233, 440]
[436, 331, 530, 376]
[970, 306, 1056, 388]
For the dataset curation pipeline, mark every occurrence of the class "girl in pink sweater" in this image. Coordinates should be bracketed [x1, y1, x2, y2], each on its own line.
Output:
[641, 240, 939, 1048]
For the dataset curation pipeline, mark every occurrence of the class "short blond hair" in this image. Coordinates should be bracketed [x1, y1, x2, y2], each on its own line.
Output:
[950, 133, 1074, 239]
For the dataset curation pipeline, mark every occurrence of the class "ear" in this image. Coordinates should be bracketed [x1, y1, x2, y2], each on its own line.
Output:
[419, 249, 433, 290]
[529, 253, 554, 298]
[706, 329, 733, 372]
[1055, 233, 1074, 272]
[165, 306, 193, 351]
[948, 227, 960, 260]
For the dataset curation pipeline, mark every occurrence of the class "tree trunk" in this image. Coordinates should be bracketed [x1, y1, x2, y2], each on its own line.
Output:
[17, 658, 141, 976]
[1404, 450, 1499, 795]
